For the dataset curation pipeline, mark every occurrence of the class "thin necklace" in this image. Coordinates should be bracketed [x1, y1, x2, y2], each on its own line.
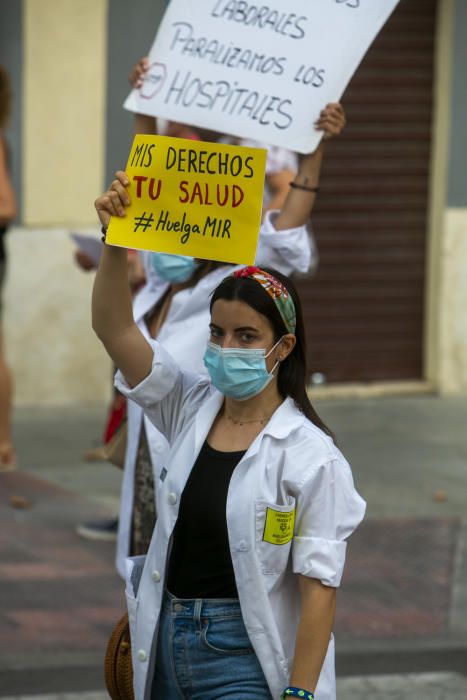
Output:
[225, 411, 273, 427]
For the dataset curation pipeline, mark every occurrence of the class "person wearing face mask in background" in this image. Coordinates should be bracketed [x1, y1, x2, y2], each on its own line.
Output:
[149, 253, 199, 284]
[109, 101, 346, 577]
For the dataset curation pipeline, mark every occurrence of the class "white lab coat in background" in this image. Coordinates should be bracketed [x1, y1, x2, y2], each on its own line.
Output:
[115, 342, 366, 700]
[116, 211, 317, 577]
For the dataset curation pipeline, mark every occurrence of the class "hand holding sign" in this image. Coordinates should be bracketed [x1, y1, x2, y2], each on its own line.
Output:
[131, 57, 167, 100]
[140, 63, 167, 101]
[95, 171, 131, 231]
[316, 102, 346, 141]
[128, 57, 150, 90]
[103, 135, 266, 265]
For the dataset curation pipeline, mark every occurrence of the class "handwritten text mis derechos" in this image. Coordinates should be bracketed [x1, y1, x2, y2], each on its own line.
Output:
[129, 140, 256, 246]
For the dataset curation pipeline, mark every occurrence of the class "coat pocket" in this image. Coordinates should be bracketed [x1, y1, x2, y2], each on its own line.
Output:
[255, 499, 295, 575]
[201, 614, 255, 656]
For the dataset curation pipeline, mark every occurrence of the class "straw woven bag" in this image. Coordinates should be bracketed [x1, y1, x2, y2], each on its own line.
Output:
[104, 613, 134, 700]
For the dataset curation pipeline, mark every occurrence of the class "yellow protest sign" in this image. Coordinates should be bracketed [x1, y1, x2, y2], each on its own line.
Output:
[106, 134, 267, 265]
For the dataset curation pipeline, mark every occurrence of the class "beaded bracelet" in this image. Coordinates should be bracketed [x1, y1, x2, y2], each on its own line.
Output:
[289, 181, 320, 193]
[101, 226, 107, 243]
[280, 687, 315, 700]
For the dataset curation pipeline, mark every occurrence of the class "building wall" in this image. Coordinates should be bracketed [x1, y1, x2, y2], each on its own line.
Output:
[4, 0, 111, 406]
[447, 0, 467, 208]
[2, 0, 167, 406]
[105, 0, 166, 184]
[432, 0, 467, 394]
[438, 209, 467, 392]
[304, 0, 436, 384]
[4, 227, 108, 405]
[0, 0, 23, 219]
[1, 0, 467, 403]
[23, 0, 107, 226]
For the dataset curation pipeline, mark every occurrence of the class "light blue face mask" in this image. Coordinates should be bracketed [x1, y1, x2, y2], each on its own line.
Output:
[150, 252, 198, 283]
[203, 339, 283, 401]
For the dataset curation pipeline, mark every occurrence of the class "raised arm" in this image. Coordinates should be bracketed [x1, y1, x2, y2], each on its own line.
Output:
[92, 172, 153, 386]
[263, 167, 296, 218]
[274, 103, 346, 231]
[129, 57, 157, 135]
[134, 113, 157, 136]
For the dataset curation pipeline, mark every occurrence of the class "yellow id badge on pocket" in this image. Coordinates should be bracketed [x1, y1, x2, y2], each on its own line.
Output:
[263, 507, 295, 545]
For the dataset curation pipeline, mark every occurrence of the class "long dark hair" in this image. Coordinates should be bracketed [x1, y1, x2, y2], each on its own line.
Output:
[191, 259, 226, 286]
[210, 268, 335, 440]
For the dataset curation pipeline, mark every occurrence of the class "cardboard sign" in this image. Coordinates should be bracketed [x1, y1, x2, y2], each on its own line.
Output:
[124, 0, 400, 153]
[106, 134, 266, 265]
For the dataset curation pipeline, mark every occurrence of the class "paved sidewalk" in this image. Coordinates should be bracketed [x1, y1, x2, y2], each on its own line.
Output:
[0, 471, 123, 695]
[1, 695, 107, 700]
[1, 395, 466, 695]
[3, 672, 467, 699]
[337, 672, 467, 699]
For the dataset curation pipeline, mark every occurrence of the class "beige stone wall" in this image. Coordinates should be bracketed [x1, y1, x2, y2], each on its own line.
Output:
[4, 227, 111, 405]
[438, 209, 467, 393]
[424, 3, 467, 395]
[23, 0, 107, 226]
[8, 0, 466, 402]
[424, 0, 453, 389]
[7, 0, 111, 405]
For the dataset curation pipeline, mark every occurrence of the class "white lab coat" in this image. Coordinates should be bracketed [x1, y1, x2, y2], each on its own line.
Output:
[115, 342, 366, 700]
[116, 212, 317, 576]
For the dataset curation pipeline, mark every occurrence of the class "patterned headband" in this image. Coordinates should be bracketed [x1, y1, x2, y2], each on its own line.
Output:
[233, 266, 296, 334]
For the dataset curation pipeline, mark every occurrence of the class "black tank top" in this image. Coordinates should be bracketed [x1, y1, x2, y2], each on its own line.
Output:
[167, 441, 246, 599]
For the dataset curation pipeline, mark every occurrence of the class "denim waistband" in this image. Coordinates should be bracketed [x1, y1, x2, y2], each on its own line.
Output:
[163, 590, 242, 619]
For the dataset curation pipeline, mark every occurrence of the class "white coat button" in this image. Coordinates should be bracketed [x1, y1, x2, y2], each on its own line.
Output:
[168, 492, 177, 505]
[155, 443, 164, 454]
[151, 570, 161, 582]
[238, 540, 248, 551]
[137, 649, 147, 662]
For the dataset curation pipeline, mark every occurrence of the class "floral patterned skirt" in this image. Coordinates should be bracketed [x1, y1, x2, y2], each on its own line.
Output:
[130, 426, 157, 556]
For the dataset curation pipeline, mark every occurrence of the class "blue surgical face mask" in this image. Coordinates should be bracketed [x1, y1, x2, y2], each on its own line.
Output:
[203, 338, 283, 401]
[150, 252, 198, 283]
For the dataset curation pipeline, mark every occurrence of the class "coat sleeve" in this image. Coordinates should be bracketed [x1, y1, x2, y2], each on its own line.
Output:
[292, 457, 366, 587]
[254, 211, 318, 276]
[114, 339, 211, 445]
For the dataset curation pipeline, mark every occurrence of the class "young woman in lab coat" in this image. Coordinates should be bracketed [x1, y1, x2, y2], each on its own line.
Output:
[115, 103, 346, 578]
[92, 134, 365, 700]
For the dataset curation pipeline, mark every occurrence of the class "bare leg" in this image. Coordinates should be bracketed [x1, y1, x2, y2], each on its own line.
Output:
[0, 329, 15, 471]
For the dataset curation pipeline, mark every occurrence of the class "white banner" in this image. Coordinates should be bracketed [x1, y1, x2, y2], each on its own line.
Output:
[124, 0, 400, 153]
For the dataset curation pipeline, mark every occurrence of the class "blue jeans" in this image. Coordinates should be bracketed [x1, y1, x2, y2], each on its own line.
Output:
[151, 591, 272, 699]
